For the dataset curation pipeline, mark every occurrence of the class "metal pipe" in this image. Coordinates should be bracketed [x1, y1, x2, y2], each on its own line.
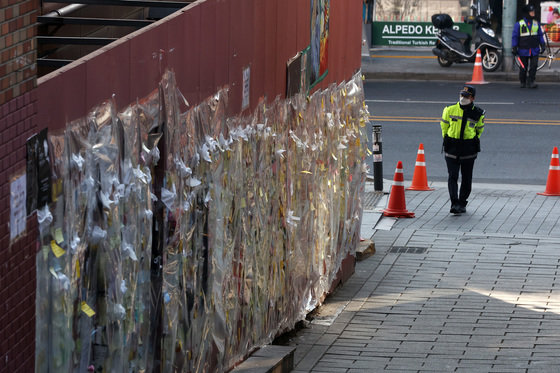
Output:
[43, 3, 87, 18]
[502, 0, 516, 72]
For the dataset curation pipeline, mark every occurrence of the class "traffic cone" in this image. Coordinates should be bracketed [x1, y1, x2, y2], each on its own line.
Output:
[538, 147, 560, 196]
[383, 161, 415, 218]
[407, 143, 434, 191]
[467, 49, 488, 85]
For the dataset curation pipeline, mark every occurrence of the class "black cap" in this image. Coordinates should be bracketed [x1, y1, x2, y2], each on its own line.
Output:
[460, 85, 476, 97]
[524, 4, 535, 13]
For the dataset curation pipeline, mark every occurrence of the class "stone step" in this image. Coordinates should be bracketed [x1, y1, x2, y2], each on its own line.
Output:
[231, 345, 295, 373]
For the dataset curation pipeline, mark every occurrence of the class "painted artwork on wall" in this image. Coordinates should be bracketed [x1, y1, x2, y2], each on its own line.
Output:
[310, 0, 330, 87]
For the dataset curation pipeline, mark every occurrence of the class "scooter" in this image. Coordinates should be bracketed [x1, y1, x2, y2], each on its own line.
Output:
[431, 4, 502, 72]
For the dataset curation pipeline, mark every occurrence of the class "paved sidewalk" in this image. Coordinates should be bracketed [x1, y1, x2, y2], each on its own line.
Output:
[288, 180, 560, 372]
[361, 47, 560, 82]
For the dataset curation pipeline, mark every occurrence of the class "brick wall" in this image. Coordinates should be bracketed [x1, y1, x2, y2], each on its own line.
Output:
[0, 0, 37, 103]
[0, 0, 38, 372]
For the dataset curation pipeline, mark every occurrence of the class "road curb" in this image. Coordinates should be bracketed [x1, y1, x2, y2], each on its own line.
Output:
[363, 70, 560, 82]
[361, 56, 560, 82]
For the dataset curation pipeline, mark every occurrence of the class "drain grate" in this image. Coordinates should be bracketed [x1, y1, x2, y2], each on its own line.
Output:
[389, 246, 427, 254]
[363, 191, 383, 210]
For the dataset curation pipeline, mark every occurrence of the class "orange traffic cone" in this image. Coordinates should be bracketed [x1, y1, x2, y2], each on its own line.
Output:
[538, 146, 560, 196]
[383, 161, 415, 218]
[407, 143, 434, 191]
[467, 49, 488, 85]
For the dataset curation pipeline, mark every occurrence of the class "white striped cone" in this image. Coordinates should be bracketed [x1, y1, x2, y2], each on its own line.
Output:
[407, 143, 434, 191]
[383, 161, 415, 218]
[467, 49, 488, 85]
[538, 147, 560, 196]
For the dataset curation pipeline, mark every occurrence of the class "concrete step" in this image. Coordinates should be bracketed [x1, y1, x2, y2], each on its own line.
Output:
[231, 345, 295, 373]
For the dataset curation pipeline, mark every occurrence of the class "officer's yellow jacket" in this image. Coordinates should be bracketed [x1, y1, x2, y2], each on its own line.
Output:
[441, 102, 485, 139]
[441, 102, 485, 157]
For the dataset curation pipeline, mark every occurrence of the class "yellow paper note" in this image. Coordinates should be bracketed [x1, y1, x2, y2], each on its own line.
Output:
[50, 240, 65, 258]
[81, 301, 96, 317]
[54, 228, 64, 244]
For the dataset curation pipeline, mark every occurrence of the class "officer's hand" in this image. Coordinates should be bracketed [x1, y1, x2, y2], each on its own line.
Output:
[512, 46, 518, 55]
[540, 44, 547, 54]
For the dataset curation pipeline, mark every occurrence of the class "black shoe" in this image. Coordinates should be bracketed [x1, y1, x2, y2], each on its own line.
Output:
[457, 205, 466, 214]
[450, 204, 460, 214]
[528, 81, 538, 88]
[520, 82, 526, 88]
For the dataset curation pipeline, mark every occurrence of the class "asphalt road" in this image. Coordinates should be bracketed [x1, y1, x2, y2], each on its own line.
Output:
[364, 80, 560, 185]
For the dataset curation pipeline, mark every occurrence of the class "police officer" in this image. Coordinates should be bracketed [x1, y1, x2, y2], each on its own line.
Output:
[440, 85, 485, 214]
[512, 4, 546, 88]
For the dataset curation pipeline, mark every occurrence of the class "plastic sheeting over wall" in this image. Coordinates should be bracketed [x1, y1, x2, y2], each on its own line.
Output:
[35, 70, 368, 373]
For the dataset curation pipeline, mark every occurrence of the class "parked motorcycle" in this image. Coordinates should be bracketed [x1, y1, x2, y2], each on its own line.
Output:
[431, 6, 502, 72]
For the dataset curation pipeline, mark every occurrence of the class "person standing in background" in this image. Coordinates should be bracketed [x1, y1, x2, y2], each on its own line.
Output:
[512, 4, 546, 88]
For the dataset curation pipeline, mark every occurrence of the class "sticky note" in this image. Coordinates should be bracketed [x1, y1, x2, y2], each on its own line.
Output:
[81, 301, 96, 317]
[50, 240, 65, 258]
[55, 228, 64, 244]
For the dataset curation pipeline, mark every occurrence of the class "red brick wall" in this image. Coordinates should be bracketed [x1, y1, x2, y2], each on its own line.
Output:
[0, 0, 37, 103]
[0, 0, 38, 372]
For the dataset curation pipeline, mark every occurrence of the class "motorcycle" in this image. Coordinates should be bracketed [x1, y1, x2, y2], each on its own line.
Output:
[431, 4, 502, 72]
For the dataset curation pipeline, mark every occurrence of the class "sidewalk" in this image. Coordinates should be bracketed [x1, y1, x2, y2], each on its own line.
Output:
[288, 179, 560, 372]
[361, 46, 560, 82]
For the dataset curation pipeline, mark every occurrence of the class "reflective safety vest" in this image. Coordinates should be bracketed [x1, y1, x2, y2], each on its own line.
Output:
[518, 19, 540, 49]
[440, 102, 485, 140]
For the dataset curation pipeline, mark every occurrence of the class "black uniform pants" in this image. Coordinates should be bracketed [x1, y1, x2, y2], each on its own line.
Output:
[445, 155, 476, 207]
[518, 55, 539, 84]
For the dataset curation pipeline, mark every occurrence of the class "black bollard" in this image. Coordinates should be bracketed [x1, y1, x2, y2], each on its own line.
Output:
[372, 124, 383, 192]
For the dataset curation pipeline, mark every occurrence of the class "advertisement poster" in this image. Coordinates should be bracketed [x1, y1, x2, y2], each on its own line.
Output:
[310, 0, 330, 87]
[542, 2, 560, 42]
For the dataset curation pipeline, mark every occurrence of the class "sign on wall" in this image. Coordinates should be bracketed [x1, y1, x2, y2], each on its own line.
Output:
[371, 21, 471, 47]
[10, 172, 26, 241]
[242, 65, 250, 111]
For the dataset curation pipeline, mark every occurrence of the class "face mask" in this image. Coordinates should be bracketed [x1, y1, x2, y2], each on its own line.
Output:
[459, 96, 472, 106]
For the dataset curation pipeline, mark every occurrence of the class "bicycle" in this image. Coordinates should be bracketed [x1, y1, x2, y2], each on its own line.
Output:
[513, 28, 560, 71]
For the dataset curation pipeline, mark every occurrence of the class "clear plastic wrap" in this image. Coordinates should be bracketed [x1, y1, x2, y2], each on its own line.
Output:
[36, 70, 369, 372]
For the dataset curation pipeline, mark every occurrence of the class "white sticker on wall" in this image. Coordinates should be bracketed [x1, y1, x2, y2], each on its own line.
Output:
[242, 65, 250, 111]
[10, 173, 27, 241]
